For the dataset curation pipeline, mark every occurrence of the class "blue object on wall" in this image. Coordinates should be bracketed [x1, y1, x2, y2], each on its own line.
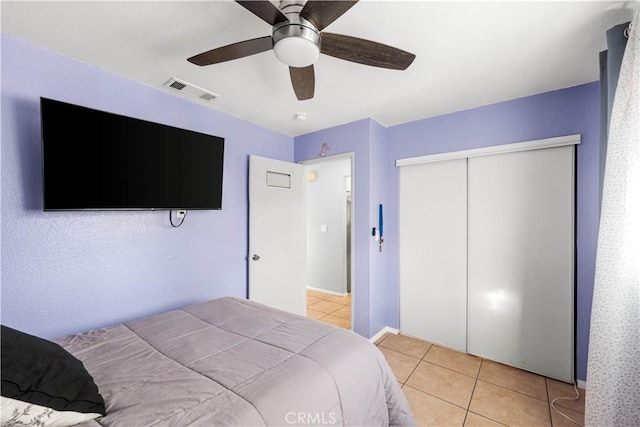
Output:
[378, 204, 384, 252]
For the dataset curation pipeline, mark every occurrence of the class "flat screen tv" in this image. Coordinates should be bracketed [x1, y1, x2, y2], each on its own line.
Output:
[41, 98, 224, 211]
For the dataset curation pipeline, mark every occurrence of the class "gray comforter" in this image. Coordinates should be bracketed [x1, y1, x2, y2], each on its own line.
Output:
[57, 297, 415, 426]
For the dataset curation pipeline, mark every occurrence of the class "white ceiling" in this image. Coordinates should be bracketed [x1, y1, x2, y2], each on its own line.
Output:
[2, 1, 637, 136]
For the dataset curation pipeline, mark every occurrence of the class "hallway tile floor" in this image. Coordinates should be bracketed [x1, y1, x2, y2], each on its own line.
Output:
[306, 289, 351, 329]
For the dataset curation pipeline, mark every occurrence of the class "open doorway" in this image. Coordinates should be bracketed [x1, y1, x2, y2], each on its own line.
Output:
[300, 153, 354, 330]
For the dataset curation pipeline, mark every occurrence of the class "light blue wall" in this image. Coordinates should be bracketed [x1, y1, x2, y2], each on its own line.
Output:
[294, 119, 391, 338]
[294, 119, 372, 336]
[1, 34, 293, 339]
[368, 120, 390, 336]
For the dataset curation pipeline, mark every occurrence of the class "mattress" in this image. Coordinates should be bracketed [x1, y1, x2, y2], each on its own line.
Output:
[57, 297, 415, 426]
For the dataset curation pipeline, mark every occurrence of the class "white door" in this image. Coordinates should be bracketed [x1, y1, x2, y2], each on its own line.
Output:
[399, 158, 468, 351]
[467, 146, 574, 382]
[249, 155, 306, 316]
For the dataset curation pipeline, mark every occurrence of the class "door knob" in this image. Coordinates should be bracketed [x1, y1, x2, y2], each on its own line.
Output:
[252, 254, 261, 261]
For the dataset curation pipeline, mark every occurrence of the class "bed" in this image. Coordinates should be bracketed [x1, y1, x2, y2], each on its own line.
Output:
[2, 297, 414, 426]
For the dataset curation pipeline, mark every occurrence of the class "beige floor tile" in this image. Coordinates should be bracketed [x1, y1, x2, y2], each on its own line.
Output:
[405, 361, 476, 408]
[469, 380, 551, 427]
[546, 379, 585, 414]
[377, 347, 421, 383]
[306, 295, 322, 306]
[307, 289, 330, 299]
[308, 300, 343, 314]
[306, 309, 327, 320]
[319, 314, 350, 329]
[324, 295, 350, 305]
[478, 359, 547, 401]
[331, 305, 351, 320]
[374, 333, 390, 345]
[549, 403, 585, 427]
[464, 411, 506, 426]
[403, 385, 467, 427]
[378, 334, 432, 359]
[425, 345, 482, 378]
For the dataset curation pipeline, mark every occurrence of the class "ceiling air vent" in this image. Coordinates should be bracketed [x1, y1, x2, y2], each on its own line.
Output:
[163, 77, 220, 102]
[200, 93, 216, 101]
[169, 81, 186, 91]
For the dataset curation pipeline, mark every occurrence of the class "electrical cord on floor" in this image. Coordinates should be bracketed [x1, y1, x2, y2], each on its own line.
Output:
[550, 382, 584, 426]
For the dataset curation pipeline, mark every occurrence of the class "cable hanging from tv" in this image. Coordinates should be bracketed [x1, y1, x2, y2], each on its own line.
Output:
[169, 210, 188, 228]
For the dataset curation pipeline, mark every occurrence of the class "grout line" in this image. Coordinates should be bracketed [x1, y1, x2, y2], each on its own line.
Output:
[375, 340, 431, 360]
[306, 310, 351, 329]
[374, 333, 390, 346]
[466, 410, 510, 427]
[462, 412, 469, 426]
[545, 377, 551, 403]
[478, 376, 550, 403]
[467, 362, 512, 427]
[402, 355, 423, 386]
[403, 384, 472, 413]
[468, 359, 483, 410]
[421, 343, 433, 360]
[545, 378, 553, 426]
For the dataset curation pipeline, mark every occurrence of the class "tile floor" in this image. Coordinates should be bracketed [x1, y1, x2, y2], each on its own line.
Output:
[306, 288, 351, 329]
[375, 333, 585, 427]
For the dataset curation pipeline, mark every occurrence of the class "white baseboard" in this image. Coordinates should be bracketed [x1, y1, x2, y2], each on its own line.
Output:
[369, 326, 399, 343]
[577, 379, 587, 390]
[306, 286, 347, 297]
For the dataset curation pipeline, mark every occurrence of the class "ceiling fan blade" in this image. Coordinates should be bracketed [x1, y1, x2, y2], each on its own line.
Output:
[321, 32, 415, 70]
[289, 66, 315, 101]
[235, 1, 289, 26]
[187, 36, 273, 66]
[299, 1, 358, 31]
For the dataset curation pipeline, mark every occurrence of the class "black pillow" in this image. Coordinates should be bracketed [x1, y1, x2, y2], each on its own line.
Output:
[1, 325, 106, 415]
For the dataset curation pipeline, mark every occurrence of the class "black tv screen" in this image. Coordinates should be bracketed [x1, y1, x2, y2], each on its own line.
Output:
[41, 98, 224, 211]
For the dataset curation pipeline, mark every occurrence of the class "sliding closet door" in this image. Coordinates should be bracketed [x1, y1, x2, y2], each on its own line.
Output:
[467, 146, 574, 382]
[400, 159, 467, 351]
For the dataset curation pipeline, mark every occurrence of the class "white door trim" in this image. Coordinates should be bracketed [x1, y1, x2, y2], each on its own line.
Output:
[396, 134, 580, 167]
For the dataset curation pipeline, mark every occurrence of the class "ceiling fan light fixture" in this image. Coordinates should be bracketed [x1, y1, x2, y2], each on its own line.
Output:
[272, 20, 321, 68]
[274, 36, 320, 67]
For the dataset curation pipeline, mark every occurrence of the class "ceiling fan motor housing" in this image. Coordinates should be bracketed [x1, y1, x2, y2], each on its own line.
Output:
[272, 0, 321, 68]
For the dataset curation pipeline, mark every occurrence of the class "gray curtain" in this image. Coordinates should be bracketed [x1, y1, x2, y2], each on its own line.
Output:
[599, 22, 630, 204]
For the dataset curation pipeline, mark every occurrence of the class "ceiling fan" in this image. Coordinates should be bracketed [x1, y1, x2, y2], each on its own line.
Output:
[187, 0, 416, 101]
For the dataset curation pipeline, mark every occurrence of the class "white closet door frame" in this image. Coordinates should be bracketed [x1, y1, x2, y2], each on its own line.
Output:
[396, 135, 580, 167]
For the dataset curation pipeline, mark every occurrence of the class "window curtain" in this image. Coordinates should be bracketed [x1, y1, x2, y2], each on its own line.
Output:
[585, 15, 639, 427]
[599, 22, 630, 202]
